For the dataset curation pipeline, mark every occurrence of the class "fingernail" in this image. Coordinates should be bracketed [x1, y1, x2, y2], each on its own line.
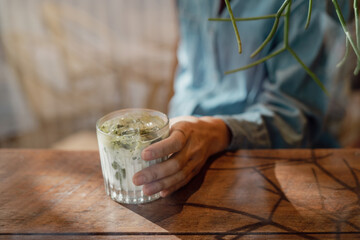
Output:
[160, 191, 168, 198]
[133, 175, 145, 185]
[142, 150, 154, 160]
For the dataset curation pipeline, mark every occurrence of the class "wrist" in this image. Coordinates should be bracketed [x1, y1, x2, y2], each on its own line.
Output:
[200, 116, 231, 153]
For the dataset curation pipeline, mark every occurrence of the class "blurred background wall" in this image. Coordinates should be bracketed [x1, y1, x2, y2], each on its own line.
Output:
[0, 0, 178, 149]
[0, 0, 359, 150]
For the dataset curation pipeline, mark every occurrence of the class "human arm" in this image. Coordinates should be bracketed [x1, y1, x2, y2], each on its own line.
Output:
[132, 0, 347, 197]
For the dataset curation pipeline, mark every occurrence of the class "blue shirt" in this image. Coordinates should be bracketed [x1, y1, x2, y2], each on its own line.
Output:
[169, 0, 348, 150]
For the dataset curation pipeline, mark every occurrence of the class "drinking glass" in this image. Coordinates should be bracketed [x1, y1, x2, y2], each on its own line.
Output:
[96, 108, 169, 204]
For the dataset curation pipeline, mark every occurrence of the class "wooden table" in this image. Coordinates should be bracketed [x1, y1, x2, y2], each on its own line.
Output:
[1, 149, 360, 239]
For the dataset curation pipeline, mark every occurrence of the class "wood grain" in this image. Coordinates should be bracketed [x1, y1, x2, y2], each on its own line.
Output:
[0, 149, 360, 239]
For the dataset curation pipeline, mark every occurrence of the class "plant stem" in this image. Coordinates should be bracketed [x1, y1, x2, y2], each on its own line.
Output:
[208, 14, 280, 22]
[354, 0, 360, 74]
[332, 0, 360, 71]
[284, 0, 291, 47]
[305, 0, 313, 29]
[224, 0, 242, 54]
[337, 37, 350, 68]
[284, 0, 328, 94]
[356, 0, 359, 50]
[287, 47, 329, 96]
[225, 48, 286, 74]
[251, 0, 290, 58]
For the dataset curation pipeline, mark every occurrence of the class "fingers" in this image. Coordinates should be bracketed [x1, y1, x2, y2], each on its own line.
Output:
[160, 157, 203, 197]
[142, 168, 186, 196]
[141, 156, 201, 196]
[132, 153, 184, 186]
[159, 175, 192, 198]
[142, 127, 187, 161]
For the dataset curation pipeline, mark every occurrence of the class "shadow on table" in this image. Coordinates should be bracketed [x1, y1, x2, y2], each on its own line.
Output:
[121, 150, 360, 239]
[121, 152, 221, 224]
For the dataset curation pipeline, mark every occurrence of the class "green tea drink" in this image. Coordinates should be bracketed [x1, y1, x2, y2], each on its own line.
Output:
[96, 109, 169, 204]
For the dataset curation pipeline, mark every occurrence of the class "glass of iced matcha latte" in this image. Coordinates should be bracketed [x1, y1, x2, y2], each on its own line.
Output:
[96, 109, 169, 204]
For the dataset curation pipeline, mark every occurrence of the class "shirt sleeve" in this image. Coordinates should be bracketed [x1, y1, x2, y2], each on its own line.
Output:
[216, 1, 346, 150]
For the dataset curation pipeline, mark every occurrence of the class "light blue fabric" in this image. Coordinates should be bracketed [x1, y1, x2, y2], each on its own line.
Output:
[169, 0, 348, 150]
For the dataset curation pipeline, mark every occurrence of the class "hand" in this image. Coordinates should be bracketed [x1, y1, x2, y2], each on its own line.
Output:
[132, 116, 231, 197]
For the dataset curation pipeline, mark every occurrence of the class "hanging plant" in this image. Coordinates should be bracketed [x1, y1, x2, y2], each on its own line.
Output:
[210, 0, 359, 95]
